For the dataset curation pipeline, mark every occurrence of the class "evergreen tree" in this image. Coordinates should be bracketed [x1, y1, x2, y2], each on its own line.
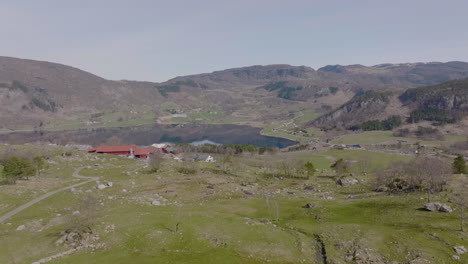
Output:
[453, 155, 468, 174]
[304, 161, 315, 177]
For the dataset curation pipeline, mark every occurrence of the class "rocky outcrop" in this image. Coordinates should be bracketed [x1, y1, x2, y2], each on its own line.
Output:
[400, 78, 468, 123]
[424, 202, 453, 213]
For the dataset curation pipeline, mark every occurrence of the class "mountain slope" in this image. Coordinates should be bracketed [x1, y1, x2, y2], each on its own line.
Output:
[400, 78, 468, 124]
[2, 56, 468, 130]
[309, 78, 468, 129]
[0, 56, 161, 128]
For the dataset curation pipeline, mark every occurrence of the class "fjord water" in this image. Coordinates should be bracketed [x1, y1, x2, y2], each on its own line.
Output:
[0, 124, 296, 148]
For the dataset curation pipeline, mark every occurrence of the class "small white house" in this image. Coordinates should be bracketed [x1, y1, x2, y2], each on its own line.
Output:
[205, 155, 215, 162]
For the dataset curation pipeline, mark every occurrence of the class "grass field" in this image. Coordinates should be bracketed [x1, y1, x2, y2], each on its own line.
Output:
[294, 109, 321, 125]
[0, 145, 466, 263]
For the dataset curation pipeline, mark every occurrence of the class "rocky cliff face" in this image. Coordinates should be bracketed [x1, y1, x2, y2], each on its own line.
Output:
[309, 92, 395, 128]
[309, 78, 468, 129]
[400, 78, 468, 111]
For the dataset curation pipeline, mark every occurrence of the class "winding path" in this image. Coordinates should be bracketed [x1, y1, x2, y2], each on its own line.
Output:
[0, 167, 98, 223]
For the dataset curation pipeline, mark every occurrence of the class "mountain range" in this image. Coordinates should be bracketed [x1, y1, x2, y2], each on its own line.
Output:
[1, 56, 468, 130]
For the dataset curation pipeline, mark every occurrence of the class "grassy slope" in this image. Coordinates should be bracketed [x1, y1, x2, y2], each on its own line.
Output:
[331, 131, 467, 147]
[0, 147, 465, 263]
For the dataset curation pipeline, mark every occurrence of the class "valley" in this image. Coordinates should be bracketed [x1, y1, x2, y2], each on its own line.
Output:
[0, 57, 467, 264]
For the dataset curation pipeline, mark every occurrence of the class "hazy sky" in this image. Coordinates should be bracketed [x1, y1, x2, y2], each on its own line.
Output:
[1, 0, 467, 82]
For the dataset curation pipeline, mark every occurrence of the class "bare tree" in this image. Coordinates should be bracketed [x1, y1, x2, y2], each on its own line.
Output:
[357, 158, 370, 174]
[449, 177, 468, 232]
[294, 160, 305, 178]
[409, 156, 450, 202]
[220, 153, 232, 173]
[375, 156, 450, 200]
[148, 152, 165, 173]
[277, 160, 291, 178]
[66, 194, 100, 235]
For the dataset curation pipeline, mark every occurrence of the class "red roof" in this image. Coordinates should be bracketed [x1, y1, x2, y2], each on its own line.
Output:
[88, 145, 136, 153]
[134, 147, 162, 156]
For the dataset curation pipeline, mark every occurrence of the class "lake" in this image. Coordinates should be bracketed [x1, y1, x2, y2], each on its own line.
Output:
[0, 124, 297, 148]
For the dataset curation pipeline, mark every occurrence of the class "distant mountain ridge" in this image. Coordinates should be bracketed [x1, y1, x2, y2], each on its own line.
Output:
[1, 56, 468, 129]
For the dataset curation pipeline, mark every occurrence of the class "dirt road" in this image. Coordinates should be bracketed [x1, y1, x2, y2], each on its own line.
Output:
[0, 167, 98, 223]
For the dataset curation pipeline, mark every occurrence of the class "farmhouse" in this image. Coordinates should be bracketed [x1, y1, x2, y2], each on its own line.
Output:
[87, 144, 176, 159]
[134, 147, 160, 159]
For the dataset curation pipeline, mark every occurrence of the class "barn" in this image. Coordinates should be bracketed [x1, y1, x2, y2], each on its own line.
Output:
[87, 145, 137, 156]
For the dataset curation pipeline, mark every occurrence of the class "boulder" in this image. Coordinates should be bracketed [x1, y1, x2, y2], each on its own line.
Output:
[97, 184, 107, 190]
[452, 255, 460, 260]
[106, 182, 113, 187]
[337, 177, 358, 186]
[454, 245, 467, 255]
[16, 225, 26, 231]
[439, 204, 453, 213]
[302, 203, 315, 209]
[424, 202, 442, 212]
[424, 202, 453, 213]
[151, 200, 161, 206]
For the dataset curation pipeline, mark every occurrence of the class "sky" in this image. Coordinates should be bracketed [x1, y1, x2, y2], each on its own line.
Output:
[1, 0, 468, 82]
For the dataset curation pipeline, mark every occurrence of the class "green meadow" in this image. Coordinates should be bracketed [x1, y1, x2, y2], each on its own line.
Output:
[0, 145, 465, 263]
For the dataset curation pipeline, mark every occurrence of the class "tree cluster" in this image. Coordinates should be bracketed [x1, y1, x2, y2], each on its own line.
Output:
[349, 115, 402, 131]
[408, 108, 458, 124]
[2, 157, 36, 184]
[375, 156, 450, 202]
[176, 143, 276, 155]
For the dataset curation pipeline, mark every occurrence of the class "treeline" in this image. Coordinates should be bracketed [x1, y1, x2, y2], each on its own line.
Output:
[349, 115, 402, 131]
[408, 108, 459, 124]
[287, 144, 308, 152]
[175, 143, 277, 155]
[393, 126, 444, 140]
